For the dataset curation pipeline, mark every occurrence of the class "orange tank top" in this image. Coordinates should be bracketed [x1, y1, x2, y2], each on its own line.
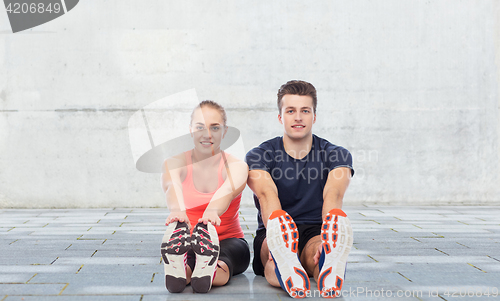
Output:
[182, 150, 244, 241]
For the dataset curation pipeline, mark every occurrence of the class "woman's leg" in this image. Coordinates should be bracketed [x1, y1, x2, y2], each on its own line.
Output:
[186, 266, 192, 284]
[187, 245, 230, 286]
[212, 238, 250, 286]
[185, 249, 195, 285]
[212, 260, 230, 286]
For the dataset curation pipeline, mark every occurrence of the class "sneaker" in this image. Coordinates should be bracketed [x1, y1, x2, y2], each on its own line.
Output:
[160, 221, 191, 293]
[267, 210, 310, 298]
[318, 208, 353, 298]
[190, 222, 220, 293]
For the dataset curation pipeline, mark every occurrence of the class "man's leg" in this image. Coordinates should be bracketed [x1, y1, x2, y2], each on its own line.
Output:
[252, 228, 281, 286]
[299, 235, 322, 280]
[260, 238, 281, 287]
[266, 210, 310, 298]
[316, 209, 353, 298]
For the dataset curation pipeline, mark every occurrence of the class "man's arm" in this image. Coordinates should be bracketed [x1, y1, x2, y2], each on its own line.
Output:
[322, 167, 352, 219]
[313, 167, 353, 265]
[201, 158, 249, 225]
[247, 169, 281, 228]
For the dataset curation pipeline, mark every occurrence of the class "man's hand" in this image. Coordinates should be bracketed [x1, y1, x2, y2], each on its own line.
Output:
[313, 243, 323, 265]
[199, 209, 221, 226]
[165, 210, 190, 229]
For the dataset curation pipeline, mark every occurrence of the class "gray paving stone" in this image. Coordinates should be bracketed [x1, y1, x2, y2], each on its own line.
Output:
[26, 273, 100, 284]
[72, 234, 115, 240]
[4, 297, 141, 301]
[0, 228, 15, 233]
[61, 241, 107, 250]
[1, 206, 499, 299]
[52, 250, 100, 258]
[62, 284, 165, 295]
[0, 265, 80, 273]
[0, 273, 35, 283]
[98, 244, 160, 251]
[0, 283, 67, 294]
[59, 275, 163, 295]
[75, 263, 163, 275]
[2, 228, 36, 234]
[54, 257, 159, 265]
[0, 256, 58, 265]
[142, 293, 285, 301]
[91, 249, 160, 257]
[374, 255, 496, 264]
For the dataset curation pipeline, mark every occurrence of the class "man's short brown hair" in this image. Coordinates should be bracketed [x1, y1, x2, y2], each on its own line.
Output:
[277, 80, 317, 114]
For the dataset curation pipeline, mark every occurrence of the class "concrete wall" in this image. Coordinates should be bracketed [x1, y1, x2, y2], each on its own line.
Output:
[1, 0, 499, 208]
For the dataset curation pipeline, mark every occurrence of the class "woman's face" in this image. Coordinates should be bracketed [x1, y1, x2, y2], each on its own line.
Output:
[190, 107, 227, 155]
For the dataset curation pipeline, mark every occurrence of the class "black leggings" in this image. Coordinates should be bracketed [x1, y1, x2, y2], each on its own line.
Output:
[187, 237, 250, 282]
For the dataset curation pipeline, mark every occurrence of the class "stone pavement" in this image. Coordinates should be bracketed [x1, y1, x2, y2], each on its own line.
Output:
[0, 206, 499, 300]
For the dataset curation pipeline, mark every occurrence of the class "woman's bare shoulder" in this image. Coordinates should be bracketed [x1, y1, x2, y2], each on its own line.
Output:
[223, 153, 248, 169]
[162, 153, 187, 174]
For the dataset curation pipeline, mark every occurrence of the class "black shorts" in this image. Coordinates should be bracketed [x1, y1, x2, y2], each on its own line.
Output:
[187, 237, 250, 282]
[252, 224, 321, 276]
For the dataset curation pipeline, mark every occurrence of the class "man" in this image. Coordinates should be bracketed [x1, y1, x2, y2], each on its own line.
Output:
[246, 80, 354, 298]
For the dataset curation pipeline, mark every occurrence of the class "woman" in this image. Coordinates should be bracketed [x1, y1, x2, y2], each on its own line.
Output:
[160, 100, 250, 293]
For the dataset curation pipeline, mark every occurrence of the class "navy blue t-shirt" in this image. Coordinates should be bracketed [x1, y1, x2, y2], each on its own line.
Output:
[245, 134, 354, 231]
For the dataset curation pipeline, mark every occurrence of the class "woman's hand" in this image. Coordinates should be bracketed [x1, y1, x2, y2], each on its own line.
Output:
[199, 209, 221, 226]
[165, 210, 190, 229]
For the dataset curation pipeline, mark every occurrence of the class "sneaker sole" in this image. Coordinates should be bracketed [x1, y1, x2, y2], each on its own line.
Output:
[267, 210, 310, 299]
[191, 223, 220, 293]
[161, 221, 190, 293]
[318, 209, 353, 298]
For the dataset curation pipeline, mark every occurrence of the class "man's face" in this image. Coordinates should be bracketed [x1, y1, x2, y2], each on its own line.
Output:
[278, 94, 316, 141]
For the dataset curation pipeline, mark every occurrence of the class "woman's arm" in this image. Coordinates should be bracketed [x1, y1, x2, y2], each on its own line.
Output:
[199, 154, 249, 226]
[161, 156, 190, 228]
